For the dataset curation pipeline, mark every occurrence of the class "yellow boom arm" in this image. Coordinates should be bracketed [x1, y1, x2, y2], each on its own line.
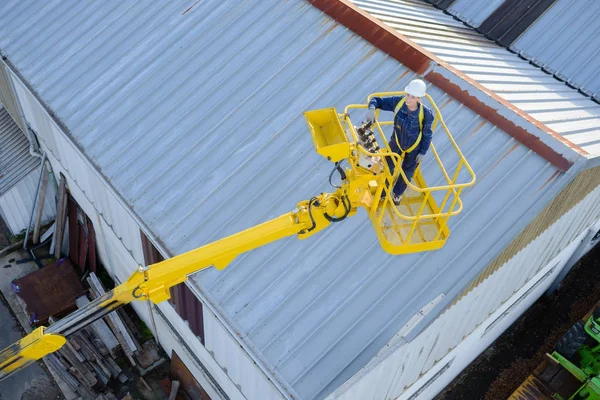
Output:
[0, 94, 474, 380]
[0, 189, 354, 380]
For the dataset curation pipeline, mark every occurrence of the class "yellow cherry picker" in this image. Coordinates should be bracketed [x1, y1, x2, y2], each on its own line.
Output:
[0, 93, 475, 380]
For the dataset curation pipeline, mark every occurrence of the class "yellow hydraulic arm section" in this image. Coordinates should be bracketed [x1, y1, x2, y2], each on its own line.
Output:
[0, 188, 355, 380]
[0, 93, 474, 380]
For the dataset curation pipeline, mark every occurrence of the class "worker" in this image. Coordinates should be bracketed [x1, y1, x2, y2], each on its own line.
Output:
[366, 79, 434, 206]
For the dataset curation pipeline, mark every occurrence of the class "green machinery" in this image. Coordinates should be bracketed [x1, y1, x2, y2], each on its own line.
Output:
[549, 308, 600, 400]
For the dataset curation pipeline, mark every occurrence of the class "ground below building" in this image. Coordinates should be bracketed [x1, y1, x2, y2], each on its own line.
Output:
[0, 289, 61, 400]
[436, 243, 600, 400]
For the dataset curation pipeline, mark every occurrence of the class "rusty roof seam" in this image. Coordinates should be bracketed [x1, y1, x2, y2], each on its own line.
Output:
[307, 0, 587, 170]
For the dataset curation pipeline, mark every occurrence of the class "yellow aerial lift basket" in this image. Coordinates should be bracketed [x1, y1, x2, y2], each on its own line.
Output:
[305, 92, 476, 255]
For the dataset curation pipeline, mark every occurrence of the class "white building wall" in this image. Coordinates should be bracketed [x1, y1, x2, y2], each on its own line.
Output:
[202, 304, 286, 400]
[330, 183, 600, 400]
[6, 63, 282, 400]
[0, 166, 56, 235]
[397, 231, 586, 400]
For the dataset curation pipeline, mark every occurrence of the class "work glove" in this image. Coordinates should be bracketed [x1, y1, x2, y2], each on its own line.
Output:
[365, 107, 376, 123]
[416, 153, 425, 164]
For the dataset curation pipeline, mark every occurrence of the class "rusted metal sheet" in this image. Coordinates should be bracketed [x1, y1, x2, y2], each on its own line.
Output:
[87, 219, 96, 273]
[12, 258, 85, 326]
[308, 0, 434, 74]
[68, 195, 97, 273]
[308, 0, 582, 171]
[425, 69, 575, 171]
[171, 350, 211, 400]
[171, 283, 204, 344]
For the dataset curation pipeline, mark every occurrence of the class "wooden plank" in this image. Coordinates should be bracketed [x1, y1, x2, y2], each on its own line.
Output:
[105, 356, 122, 375]
[57, 341, 97, 387]
[75, 295, 120, 356]
[88, 273, 139, 354]
[64, 339, 86, 363]
[46, 353, 80, 390]
[168, 380, 181, 400]
[32, 164, 49, 244]
[54, 175, 67, 259]
[87, 277, 137, 366]
[75, 330, 113, 379]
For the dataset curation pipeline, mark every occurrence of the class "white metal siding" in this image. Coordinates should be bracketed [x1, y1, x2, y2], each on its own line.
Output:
[399, 232, 584, 400]
[203, 308, 285, 400]
[0, 167, 55, 235]
[329, 182, 600, 399]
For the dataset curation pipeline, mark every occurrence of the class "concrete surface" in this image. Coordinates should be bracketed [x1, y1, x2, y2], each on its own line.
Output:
[0, 249, 71, 399]
[0, 290, 58, 399]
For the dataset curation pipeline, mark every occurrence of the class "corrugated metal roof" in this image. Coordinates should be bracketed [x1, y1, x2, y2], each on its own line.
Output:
[0, 1, 586, 399]
[353, 0, 600, 156]
[0, 106, 39, 196]
[444, 0, 507, 27]
[477, 0, 557, 47]
[511, 0, 600, 102]
[425, 0, 456, 10]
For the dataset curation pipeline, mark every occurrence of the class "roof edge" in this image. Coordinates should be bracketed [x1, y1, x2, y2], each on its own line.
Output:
[307, 0, 586, 171]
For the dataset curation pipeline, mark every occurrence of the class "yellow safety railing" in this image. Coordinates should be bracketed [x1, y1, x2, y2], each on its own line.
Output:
[341, 92, 476, 253]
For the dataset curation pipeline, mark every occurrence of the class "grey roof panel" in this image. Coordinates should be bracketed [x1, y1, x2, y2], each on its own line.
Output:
[511, 0, 600, 101]
[0, 1, 584, 398]
[446, 0, 507, 27]
[477, 0, 557, 47]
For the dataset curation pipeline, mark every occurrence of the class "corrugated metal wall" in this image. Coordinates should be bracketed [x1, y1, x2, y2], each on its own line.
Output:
[0, 61, 26, 132]
[0, 167, 56, 235]
[0, 106, 40, 196]
[202, 309, 286, 400]
[329, 171, 600, 399]
[465, 165, 600, 294]
[511, 0, 600, 102]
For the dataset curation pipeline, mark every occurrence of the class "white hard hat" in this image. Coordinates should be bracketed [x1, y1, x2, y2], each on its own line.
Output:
[405, 79, 427, 97]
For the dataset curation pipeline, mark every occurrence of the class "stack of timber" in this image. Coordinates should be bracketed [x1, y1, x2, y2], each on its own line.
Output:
[47, 272, 143, 399]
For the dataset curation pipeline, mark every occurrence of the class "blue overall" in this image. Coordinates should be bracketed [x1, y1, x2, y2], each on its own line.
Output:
[368, 95, 434, 197]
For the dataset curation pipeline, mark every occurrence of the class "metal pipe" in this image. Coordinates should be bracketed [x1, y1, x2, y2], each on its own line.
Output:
[23, 153, 46, 250]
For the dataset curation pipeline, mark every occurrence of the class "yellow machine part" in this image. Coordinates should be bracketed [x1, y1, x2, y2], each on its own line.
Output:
[305, 108, 350, 162]
[306, 93, 475, 254]
[0, 327, 66, 374]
